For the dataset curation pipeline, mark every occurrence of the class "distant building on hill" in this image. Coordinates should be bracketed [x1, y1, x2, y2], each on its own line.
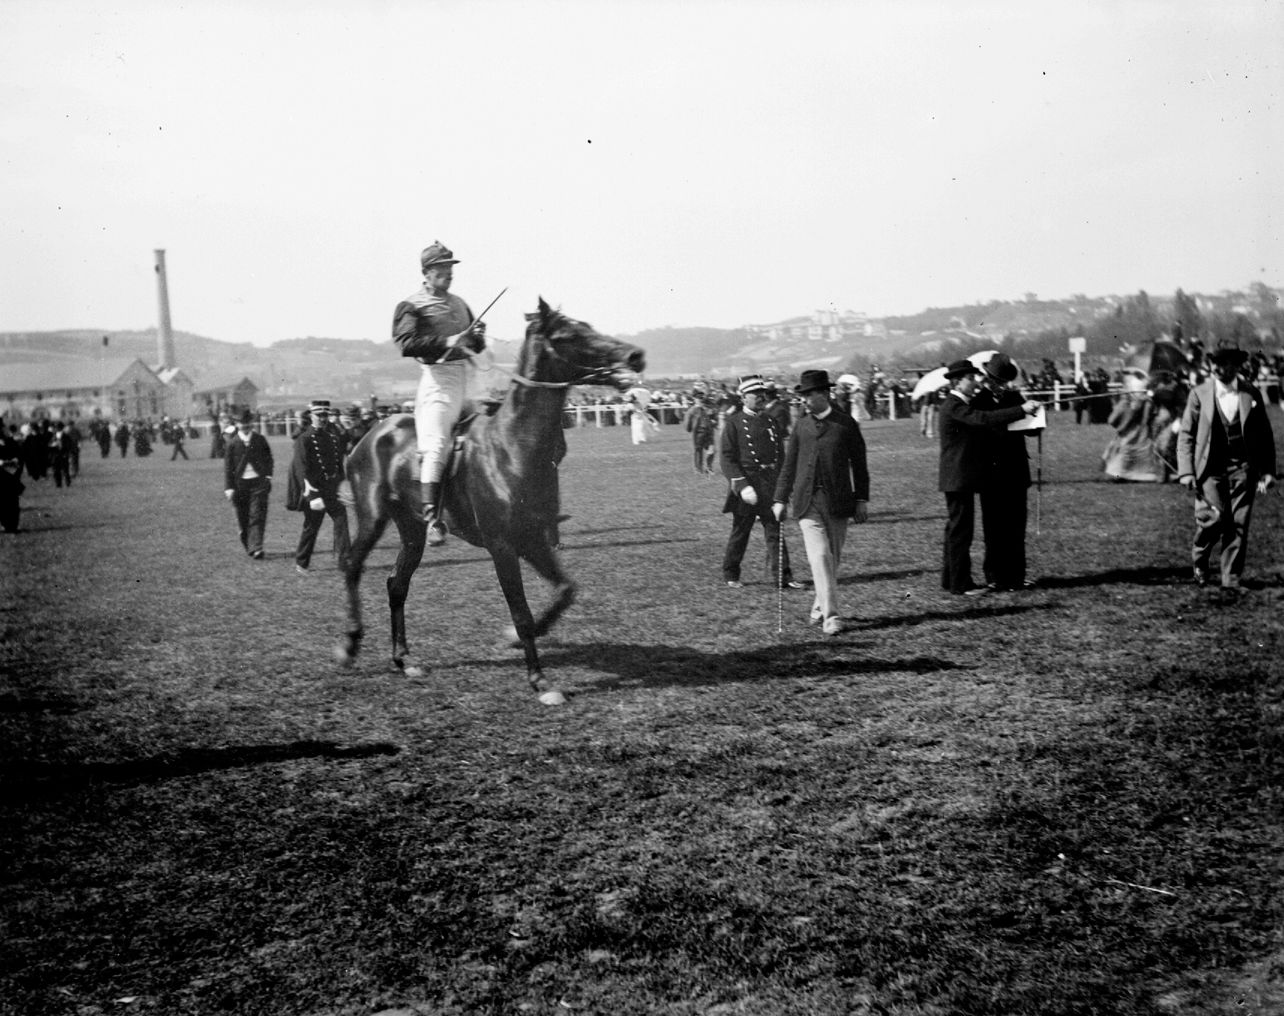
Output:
[746, 309, 881, 344]
[0, 358, 181, 425]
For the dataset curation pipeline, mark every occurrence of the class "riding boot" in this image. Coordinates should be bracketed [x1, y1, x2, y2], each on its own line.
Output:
[420, 481, 447, 546]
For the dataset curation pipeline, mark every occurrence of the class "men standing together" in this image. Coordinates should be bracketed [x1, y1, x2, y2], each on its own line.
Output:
[937, 359, 1041, 597]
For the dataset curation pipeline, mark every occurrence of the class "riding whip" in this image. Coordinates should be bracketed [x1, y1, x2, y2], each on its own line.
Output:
[473, 287, 508, 325]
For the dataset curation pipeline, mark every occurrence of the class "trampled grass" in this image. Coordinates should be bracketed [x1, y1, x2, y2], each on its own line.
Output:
[2, 413, 1282, 1015]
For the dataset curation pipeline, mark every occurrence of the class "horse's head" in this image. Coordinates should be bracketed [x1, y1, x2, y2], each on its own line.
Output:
[519, 298, 646, 390]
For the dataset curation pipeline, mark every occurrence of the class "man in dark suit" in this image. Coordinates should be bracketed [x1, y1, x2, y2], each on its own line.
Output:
[1177, 341, 1277, 591]
[719, 375, 801, 591]
[973, 353, 1041, 592]
[223, 410, 274, 560]
[291, 401, 352, 575]
[938, 360, 1039, 596]
[771, 369, 870, 636]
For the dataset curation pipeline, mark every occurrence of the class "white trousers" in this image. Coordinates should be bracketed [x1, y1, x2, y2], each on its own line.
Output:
[797, 490, 850, 622]
[415, 361, 472, 484]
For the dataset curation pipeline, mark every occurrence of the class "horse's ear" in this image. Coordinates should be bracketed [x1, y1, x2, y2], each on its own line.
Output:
[537, 296, 551, 318]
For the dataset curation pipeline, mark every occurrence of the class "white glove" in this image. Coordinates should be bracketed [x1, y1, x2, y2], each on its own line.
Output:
[308, 496, 325, 511]
[739, 486, 759, 506]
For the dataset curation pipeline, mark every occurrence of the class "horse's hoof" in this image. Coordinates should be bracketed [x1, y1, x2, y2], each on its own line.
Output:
[333, 644, 354, 667]
[402, 664, 425, 679]
[502, 624, 521, 648]
[538, 690, 567, 706]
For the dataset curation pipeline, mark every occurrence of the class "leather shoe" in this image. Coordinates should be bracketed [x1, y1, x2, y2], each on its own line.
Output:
[1193, 568, 1208, 588]
[726, 580, 744, 589]
[780, 580, 804, 589]
[960, 585, 989, 597]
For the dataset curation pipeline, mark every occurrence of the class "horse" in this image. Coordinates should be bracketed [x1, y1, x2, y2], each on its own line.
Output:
[336, 298, 646, 705]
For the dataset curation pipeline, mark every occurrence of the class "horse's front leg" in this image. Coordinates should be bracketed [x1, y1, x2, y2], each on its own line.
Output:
[336, 504, 388, 666]
[521, 539, 577, 638]
[388, 514, 427, 676]
[490, 547, 563, 705]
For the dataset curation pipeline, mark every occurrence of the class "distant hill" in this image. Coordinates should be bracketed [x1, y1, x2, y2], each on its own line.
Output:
[3, 284, 1278, 394]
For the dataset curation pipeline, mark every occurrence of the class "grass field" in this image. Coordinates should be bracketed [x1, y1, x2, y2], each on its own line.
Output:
[2, 412, 1283, 1016]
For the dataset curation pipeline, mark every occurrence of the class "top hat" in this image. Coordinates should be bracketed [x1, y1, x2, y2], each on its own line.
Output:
[737, 374, 767, 397]
[420, 241, 459, 272]
[308, 399, 331, 415]
[1208, 341, 1248, 365]
[945, 359, 983, 380]
[983, 352, 1019, 383]
[795, 369, 835, 394]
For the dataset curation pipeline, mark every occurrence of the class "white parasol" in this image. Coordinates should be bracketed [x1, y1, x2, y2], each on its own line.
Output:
[910, 367, 949, 400]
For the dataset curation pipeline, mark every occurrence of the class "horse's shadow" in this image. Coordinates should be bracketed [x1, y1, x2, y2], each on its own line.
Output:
[468, 638, 970, 697]
[5, 740, 401, 796]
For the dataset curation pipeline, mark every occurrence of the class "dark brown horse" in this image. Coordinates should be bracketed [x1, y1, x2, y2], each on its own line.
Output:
[337, 298, 645, 704]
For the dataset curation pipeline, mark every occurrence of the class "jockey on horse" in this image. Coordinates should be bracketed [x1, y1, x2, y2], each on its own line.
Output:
[391, 240, 487, 546]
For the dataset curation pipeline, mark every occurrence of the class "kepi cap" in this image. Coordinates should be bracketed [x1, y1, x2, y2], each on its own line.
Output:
[737, 374, 767, 397]
[420, 241, 459, 271]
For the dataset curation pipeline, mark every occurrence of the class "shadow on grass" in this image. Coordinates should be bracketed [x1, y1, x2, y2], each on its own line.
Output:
[485, 640, 971, 696]
[1036, 565, 1194, 588]
[3, 739, 400, 794]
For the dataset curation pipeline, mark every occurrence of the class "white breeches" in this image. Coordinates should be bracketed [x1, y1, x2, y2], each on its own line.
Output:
[415, 361, 472, 484]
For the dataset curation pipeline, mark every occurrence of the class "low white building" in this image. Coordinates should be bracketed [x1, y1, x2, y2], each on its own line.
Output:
[0, 358, 173, 424]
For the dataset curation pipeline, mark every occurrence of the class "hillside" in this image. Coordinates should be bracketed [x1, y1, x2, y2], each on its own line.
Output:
[2, 284, 1278, 394]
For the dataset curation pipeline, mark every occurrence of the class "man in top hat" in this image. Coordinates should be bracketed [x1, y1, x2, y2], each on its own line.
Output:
[223, 409, 274, 559]
[771, 370, 869, 635]
[938, 360, 1040, 596]
[392, 240, 487, 546]
[973, 352, 1041, 591]
[289, 400, 352, 575]
[1177, 341, 1276, 591]
[719, 374, 802, 591]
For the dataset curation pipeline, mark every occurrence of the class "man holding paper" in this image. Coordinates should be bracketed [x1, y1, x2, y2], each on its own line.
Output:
[937, 359, 1041, 596]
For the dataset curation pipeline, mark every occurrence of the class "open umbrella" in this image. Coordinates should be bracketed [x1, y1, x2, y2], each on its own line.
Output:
[911, 366, 949, 400]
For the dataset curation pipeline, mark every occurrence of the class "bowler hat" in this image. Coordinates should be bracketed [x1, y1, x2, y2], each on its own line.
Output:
[983, 353, 1019, 383]
[420, 241, 459, 271]
[795, 369, 835, 394]
[945, 359, 982, 380]
[237, 409, 255, 425]
[1208, 341, 1248, 365]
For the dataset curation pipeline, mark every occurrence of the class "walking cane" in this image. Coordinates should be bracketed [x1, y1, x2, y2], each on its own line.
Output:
[1036, 430, 1043, 536]
[777, 512, 785, 635]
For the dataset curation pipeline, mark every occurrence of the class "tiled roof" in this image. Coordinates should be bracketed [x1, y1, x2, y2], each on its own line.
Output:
[0, 359, 151, 395]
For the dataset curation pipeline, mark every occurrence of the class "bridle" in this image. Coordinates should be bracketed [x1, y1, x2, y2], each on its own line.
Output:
[469, 323, 628, 390]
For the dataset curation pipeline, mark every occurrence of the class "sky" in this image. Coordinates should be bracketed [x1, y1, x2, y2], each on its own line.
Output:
[1, 0, 1281, 347]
